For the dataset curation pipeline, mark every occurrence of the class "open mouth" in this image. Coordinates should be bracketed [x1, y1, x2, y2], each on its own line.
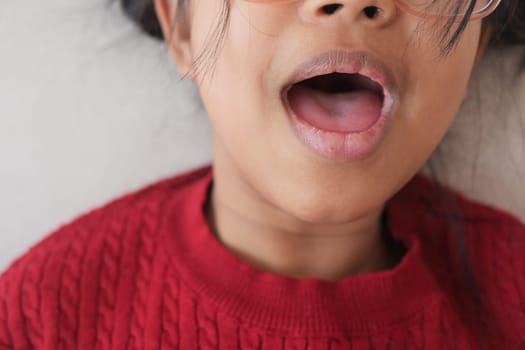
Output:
[285, 72, 385, 133]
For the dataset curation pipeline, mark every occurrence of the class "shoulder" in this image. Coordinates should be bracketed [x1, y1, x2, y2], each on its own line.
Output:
[0, 164, 207, 276]
[398, 173, 525, 261]
[1, 164, 211, 272]
[407, 174, 525, 344]
[413, 173, 525, 267]
[463, 199, 525, 344]
[424, 175, 525, 338]
[0, 164, 211, 349]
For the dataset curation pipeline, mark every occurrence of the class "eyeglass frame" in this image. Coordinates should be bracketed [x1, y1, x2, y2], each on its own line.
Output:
[241, 0, 503, 22]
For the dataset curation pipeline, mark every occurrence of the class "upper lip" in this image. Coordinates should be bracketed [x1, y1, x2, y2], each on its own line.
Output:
[281, 49, 398, 101]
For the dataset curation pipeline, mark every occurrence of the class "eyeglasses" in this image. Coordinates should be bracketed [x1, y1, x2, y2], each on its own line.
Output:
[242, 0, 502, 21]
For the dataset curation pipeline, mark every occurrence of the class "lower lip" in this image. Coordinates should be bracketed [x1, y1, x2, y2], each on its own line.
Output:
[282, 89, 395, 162]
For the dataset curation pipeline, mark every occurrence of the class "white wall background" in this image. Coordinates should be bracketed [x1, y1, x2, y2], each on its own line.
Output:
[0, 0, 213, 271]
[0, 0, 524, 272]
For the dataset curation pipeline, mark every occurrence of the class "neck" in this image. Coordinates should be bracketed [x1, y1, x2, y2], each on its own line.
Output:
[205, 161, 402, 281]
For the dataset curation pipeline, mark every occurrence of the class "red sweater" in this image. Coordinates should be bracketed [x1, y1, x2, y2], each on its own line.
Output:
[1, 164, 525, 349]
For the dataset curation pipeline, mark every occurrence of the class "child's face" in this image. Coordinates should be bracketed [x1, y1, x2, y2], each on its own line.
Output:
[163, 0, 484, 222]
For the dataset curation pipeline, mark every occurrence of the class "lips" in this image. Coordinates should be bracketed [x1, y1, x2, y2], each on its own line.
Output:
[281, 50, 398, 161]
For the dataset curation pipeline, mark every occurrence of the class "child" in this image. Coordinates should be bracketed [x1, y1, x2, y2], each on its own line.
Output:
[1, 0, 524, 348]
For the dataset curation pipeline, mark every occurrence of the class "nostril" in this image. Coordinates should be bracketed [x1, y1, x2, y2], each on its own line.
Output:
[363, 6, 380, 19]
[321, 4, 343, 15]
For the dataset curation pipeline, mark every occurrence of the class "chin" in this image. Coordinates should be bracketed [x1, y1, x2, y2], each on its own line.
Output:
[274, 184, 377, 225]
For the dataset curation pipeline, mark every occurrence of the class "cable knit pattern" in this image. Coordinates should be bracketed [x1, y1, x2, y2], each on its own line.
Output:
[94, 217, 122, 350]
[0, 267, 12, 350]
[1, 164, 525, 349]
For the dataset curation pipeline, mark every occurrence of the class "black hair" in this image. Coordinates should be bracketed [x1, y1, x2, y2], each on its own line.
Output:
[120, 0, 525, 347]
[121, 0, 164, 38]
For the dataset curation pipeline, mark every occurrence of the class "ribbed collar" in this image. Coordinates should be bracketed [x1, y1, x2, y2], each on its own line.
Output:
[162, 165, 445, 335]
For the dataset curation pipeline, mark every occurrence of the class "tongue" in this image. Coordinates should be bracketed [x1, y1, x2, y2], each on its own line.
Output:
[287, 84, 382, 133]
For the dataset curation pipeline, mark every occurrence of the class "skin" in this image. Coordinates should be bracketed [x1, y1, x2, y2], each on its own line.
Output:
[154, 0, 490, 280]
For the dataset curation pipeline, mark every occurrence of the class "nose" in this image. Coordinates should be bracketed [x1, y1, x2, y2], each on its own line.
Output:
[299, 0, 397, 28]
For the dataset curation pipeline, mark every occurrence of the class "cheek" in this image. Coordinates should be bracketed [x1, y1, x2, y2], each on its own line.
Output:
[399, 23, 481, 151]
[196, 8, 281, 136]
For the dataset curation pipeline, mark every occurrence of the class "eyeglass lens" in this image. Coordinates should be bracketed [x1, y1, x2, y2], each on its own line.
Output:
[399, 0, 493, 16]
[242, 0, 495, 17]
